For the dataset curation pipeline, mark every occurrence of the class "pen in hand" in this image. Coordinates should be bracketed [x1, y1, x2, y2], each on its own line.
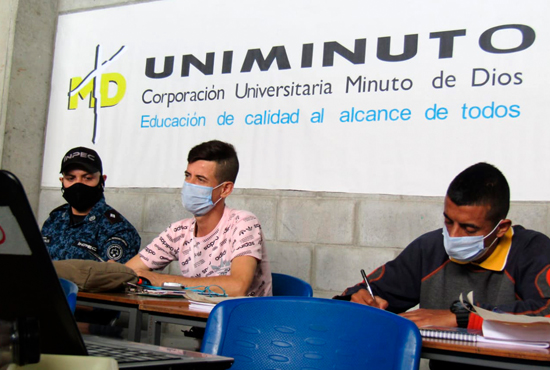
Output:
[360, 269, 377, 304]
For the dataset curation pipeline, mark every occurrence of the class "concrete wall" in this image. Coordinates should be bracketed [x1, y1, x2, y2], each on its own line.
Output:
[37, 184, 550, 298]
[0, 0, 18, 169]
[0, 0, 58, 212]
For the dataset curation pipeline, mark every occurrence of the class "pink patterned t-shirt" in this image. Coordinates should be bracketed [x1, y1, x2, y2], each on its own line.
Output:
[139, 207, 272, 296]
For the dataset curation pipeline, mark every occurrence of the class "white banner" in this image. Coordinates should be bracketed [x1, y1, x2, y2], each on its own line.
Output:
[43, 0, 550, 200]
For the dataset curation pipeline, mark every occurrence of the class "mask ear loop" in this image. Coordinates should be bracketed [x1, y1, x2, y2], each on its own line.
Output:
[212, 182, 226, 191]
[211, 182, 227, 206]
[473, 220, 505, 261]
[482, 219, 504, 241]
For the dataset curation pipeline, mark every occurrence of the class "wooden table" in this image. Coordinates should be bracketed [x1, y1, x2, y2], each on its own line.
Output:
[421, 337, 550, 369]
[139, 301, 210, 345]
[76, 292, 195, 342]
[78, 292, 550, 368]
[76, 292, 208, 343]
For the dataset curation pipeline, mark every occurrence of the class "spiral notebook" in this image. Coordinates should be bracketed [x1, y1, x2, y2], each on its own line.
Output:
[420, 326, 481, 342]
[420, 326, 549, 348]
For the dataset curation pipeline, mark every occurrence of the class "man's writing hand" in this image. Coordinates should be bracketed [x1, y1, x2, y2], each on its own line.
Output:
[350, 289, 388, 309]
[399, 308, 457, 328]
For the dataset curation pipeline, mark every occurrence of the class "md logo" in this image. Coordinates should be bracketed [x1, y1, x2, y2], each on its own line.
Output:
[68, 45, 126, 143]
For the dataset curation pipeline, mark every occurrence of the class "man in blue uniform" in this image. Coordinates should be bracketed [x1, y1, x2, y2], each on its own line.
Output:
[42, 147, 140, 263]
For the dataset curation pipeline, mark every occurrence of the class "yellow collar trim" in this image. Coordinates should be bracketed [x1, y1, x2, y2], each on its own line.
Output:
[473, 227, 513, 271]
[450, 227, 514, 271]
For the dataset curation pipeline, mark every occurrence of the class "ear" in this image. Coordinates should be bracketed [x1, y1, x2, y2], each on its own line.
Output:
[219, 182, 234, 199]
[495, 219, 512, 238]
[102, 174, 107, 183]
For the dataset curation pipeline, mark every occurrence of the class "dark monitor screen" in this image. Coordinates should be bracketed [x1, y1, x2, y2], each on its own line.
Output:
[0, 170, 87, 356]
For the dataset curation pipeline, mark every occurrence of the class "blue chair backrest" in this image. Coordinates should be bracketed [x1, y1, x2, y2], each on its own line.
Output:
[59, 278, 78, 314]
[271, 273, 313, 297]
[201, 297, 422, 370]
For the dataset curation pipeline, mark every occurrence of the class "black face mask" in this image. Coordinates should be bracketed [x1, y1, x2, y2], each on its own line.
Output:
[62, 182, 104, 212]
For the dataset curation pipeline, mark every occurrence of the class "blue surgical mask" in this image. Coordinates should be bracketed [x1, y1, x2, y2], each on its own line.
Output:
[181, 181, 224, 216]
[442, 221, 502, 263]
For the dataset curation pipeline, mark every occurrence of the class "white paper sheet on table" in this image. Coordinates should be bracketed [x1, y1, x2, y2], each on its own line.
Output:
[461, 291, 550, 347]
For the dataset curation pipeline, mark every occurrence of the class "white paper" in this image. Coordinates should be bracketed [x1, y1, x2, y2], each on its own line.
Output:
[461, 291, 550, 345]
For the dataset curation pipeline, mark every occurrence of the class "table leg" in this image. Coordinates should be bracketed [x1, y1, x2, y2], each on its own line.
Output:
[146, 313, 207, 346]
[76, 299, 141, 342]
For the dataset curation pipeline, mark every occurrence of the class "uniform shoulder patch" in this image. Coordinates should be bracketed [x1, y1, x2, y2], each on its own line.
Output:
[104, 209, 123, 224]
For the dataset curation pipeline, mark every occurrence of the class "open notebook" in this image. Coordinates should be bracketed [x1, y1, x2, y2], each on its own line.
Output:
[0, 170, 233, 369]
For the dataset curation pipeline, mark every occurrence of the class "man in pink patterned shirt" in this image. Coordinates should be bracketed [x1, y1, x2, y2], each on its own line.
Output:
[126, 140, 272, 296]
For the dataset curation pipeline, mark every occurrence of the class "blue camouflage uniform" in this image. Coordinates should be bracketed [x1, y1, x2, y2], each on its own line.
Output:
[42, 197, 140, 263]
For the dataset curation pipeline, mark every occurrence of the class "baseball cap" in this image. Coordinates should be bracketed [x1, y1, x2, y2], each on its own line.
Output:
[60, 147, 103, 174]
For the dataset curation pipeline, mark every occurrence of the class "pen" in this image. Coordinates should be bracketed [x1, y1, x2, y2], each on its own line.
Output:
[360, 269, 376, 301]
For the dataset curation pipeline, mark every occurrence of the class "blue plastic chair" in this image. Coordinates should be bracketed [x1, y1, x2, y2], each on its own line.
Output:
[59, 278, 78, 314]
[201, 297, 422, 370]
[271, 273, 313, 297]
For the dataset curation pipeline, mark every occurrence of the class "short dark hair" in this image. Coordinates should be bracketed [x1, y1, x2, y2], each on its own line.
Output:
[187, 140, 239, 183]
[446, 162, 510, 223]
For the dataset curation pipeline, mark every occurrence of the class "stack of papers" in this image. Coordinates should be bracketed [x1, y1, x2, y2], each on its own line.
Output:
[421, 292, 550, 349]
[185, 291, 249, 313]
[460, 292, 550, 348]
[188, 301, 216, 313]
[136, 289, 187, 297]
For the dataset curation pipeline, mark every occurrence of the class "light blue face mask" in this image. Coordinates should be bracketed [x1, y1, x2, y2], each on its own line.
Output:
[181, 181, 224, 216]
[442, 220, 502, 263]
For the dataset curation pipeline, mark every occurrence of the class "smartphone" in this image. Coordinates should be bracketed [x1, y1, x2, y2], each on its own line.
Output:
[161, 282, 184, 290]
